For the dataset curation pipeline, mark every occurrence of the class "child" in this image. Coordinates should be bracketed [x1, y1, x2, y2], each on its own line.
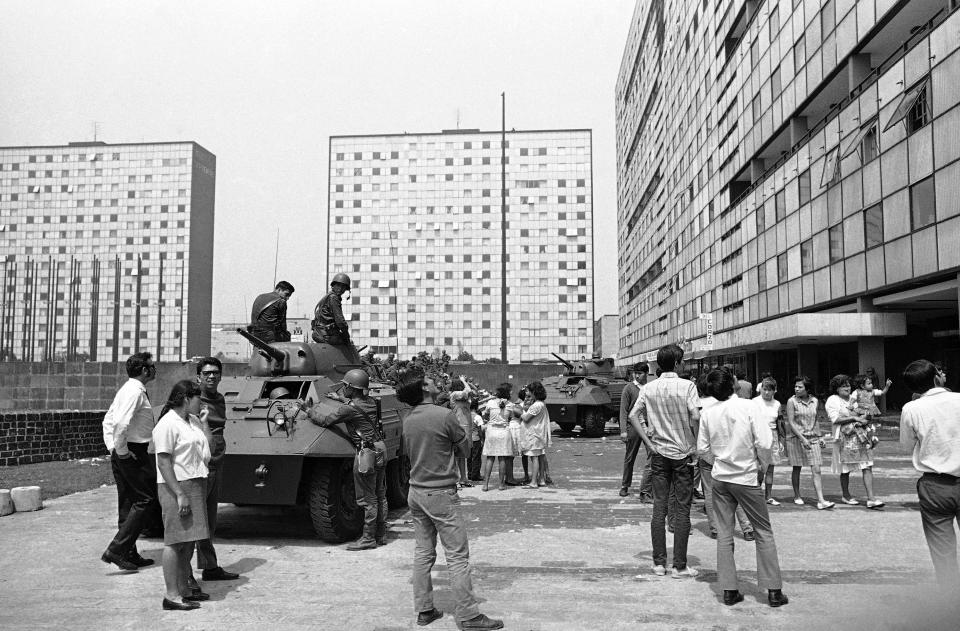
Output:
[850, 374, 891, 449]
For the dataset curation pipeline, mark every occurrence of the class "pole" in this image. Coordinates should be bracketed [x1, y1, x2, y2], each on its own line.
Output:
[500, 92, 508, 363]
[273, 229, 280, 288]
[112, 256, 120, 362]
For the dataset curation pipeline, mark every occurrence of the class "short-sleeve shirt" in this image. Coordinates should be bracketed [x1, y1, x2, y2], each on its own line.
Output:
[753, 396, 781, 431]
[900, 388, 960, 477]
[636, 372, 699, 459]
[484, 399, 512, 428]
[152, 410, 211, 483]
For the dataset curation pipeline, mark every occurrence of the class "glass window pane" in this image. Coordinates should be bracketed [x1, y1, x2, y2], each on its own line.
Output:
[910, 176, 936, 229]
[829, 224, 844, 262]
[865, 203, 884, 248]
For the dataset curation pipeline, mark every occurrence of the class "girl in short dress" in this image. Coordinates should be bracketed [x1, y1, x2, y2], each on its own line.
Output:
[481, 382, 517, 491]
[753, 377, 783, 506]
[785, 375, 834, 510]
[519, 381, 550, 489]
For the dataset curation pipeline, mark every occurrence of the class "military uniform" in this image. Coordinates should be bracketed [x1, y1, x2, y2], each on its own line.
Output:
[248, 291, 290, 343]
[307, 395, 386, 545]
[312, 291, 350, 344]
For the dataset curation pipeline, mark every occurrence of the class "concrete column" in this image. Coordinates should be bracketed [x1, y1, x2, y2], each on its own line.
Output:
[797, 345, 819, 387]
[790, 117, 808, 146]
[857, 337, 885, 378]
[857, 296, 876, 313]
[848, 54, 872, 91]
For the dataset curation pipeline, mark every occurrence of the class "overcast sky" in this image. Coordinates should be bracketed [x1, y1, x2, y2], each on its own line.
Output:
[0, 0, 635, 323]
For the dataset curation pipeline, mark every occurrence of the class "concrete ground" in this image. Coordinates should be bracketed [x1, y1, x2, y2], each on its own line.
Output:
[0, 431, 955, 631]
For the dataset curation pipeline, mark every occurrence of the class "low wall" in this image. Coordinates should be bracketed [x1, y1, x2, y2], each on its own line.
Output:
[0, 410, 108, 466]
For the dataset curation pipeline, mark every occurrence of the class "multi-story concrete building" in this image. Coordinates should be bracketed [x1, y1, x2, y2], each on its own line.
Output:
[616, 0, 960, 400]
[593, 314, 619, 359]
[328, 129, 594, 362]
[0, 141, 216, 362]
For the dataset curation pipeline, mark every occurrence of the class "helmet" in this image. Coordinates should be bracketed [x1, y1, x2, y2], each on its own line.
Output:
[331, 273, 351, 288]
[269, 386, 292, 399]
[341, 368, 370, 391]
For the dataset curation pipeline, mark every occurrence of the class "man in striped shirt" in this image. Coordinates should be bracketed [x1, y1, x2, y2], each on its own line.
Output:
[629, 344, 700, 578]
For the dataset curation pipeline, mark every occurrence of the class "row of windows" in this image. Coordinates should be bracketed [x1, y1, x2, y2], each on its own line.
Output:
[0, 153, 190, 167]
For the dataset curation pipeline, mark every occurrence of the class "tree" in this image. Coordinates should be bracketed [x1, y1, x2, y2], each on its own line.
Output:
[455, 349, 475, 362]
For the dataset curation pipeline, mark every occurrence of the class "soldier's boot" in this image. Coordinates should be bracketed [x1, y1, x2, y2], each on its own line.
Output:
[375, 519, 388, 546]
[347, 515, 378, 550]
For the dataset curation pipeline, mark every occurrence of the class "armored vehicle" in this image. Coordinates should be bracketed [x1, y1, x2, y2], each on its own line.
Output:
[541, 354, 629, 437]
[218, 330, 409, 542]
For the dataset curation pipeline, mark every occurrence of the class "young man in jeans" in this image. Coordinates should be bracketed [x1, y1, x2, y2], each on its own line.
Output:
[629, 344, 700, 578]
[396, 366, 503, 630]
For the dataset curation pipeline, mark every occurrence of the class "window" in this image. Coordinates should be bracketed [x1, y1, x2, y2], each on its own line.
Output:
[821, 148, 840, 187]
[821, 0, 835, 35]
[769, 6, 779, 39]
[795, 170, 810, 207]
[864, 203, 883, 248]
[756, 207, 765, 233]
[861, 122, 879, 162]
[777, 253, 788, 283]
[910, 176, 936, 229]
[354, 152, 362, 160]
[445, 158, 453, 166]
[757, 261, 767, 291]
[829, 224, 844, 262]
[482, 141, 490, 149]
[771, 65, 781, 97]
[800, 239, 813, 273]
[793, 39, 805, 73]
[883, 78, 930, 132]
[520, 148, 528, 156]
[775, 189, 786, 221]
[752, 94, 761, 122]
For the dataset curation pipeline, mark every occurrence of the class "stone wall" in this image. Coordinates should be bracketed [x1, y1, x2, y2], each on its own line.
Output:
[0, 410, 108, 466]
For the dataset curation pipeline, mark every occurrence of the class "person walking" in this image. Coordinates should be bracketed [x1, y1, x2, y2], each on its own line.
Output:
[101, 352, 159, 571]
[187, 357, 239, 590]
[301, 368, 387, 549]
[153, 380, 212, 610]
[396, 366, 503, 630]
[826, 374, 884, 509]
[900, 359, 960, 588]
[628, 344, 700, 578]
[697, 368, 789, 608]
[785, 376, 834, 510]
[619, 362, 652, 500]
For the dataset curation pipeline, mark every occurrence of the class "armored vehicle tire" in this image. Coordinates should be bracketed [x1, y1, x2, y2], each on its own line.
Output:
[385, 451, 410, 509]
[557, 422, 577, 433]
[580, 409, 605, 438]
[308, 459, 363, 543]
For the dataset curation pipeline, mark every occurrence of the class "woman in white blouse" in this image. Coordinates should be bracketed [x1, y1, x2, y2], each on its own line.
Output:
[153, 380, 212, 611]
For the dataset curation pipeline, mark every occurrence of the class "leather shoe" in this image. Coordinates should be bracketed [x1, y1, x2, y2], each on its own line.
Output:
[187, 574, 201, 591]
[618, 487, 629, 497]
[127, 551, 154, 567]
[162, 598, 199, 611]
[183, 591, 210, 602]
[140, 528, 164, 539]
[768, 590, 789, 607]
[723, 590, 744, 606]
[202, 567, 240, 581]
[101, 550, 138, 572]
[376, 537, 387, 546]
[457, 613, 504, 630]
[417, 608, 443, 626]
[346, 539, 378, 551]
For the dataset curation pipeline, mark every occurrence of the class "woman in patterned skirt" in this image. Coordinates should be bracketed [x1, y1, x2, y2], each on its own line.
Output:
[784, 375, 835, 510]
[825, 374, 884, 509]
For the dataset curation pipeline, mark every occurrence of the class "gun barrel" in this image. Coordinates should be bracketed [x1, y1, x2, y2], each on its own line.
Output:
[551, 352, 574, 369]
[237, 328, 286, 364]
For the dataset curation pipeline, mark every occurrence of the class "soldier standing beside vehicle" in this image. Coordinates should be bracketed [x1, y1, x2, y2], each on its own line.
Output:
[312, 273, 352, 345]
[248, 281, 295, 343]
[300, 368, 387, 550]
[187, 357, 240, 590]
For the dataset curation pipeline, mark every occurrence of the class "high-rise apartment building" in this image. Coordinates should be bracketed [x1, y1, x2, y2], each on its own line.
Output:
[0, 141, 216, 362]
[328, 129, 594, 361]
[616, 1, 960, 397]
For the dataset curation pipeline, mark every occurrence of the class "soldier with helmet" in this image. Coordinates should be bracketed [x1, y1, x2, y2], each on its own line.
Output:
[248, 281, 295, 343]
[299, 368, 387, 550]
[312, 273, 352, 345]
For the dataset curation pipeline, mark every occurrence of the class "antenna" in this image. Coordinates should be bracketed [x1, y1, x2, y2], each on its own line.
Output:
[456, 108, 460, 130]
[92, 121, 102, 141]
[272, 229, 280, 287]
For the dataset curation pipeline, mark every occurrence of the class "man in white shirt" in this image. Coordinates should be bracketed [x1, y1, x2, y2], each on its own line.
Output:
[697, 368, 788, 608]
[629, 344, 699, 578]
[901, 359, 960, 588]
[101, 352, 157, 571]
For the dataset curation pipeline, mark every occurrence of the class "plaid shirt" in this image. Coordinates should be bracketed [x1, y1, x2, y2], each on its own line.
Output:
[636, 372, 699, 459]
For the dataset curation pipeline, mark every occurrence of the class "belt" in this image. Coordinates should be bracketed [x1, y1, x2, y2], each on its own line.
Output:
[922, 472, 960, 482]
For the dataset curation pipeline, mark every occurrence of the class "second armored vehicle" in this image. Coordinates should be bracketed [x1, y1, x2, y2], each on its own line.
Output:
[541, 354, 629, 437]
[217, 330, 410, 542]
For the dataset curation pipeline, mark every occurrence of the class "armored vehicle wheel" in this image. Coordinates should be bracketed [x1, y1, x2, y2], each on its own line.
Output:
[557, 422, 577, 433]
[308, 459, 363, 543]
[580, 409, 605, 438]
[385, 450, 410, 509]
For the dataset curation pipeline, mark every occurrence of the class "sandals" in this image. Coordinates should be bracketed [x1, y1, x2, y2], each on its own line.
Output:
[841, 497, 859, 505]
[816, 501, 835, 510]
[866, 500, 885, 509]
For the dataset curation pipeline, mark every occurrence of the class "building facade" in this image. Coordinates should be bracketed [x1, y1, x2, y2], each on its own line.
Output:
[0, 141, 216, 362]
[328, 129, 594, 362]
[616, 0, 960, 401]
[593, 314, 619, 359]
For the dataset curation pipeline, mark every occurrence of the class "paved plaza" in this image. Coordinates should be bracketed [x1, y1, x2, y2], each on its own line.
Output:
[0, 430, 955, 631]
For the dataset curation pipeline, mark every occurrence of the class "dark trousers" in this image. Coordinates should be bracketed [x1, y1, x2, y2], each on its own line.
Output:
[918, 473, 960, 587]
[113, 450, 133, 529]
[621, 434, 654, 497]
[355, 460, 388, 542]
[468, 439, 483, 480]
[651, 453, 694, 569]
[194, 434, 226, 569]
[713, 480, 783, 590]
[106, 444, 154, 556]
